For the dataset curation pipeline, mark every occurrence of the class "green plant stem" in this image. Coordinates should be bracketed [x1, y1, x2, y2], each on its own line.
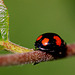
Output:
[0, 41, 34, 53]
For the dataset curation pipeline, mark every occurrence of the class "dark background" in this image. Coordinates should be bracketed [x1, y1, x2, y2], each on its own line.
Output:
[0, 0, 75, 75]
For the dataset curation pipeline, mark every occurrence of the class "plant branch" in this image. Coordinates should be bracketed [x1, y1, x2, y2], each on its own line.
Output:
[0, 41, 34, 53]
[0, 44, 75, 66]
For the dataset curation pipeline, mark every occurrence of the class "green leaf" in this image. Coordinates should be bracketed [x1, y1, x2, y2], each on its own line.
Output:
[0, 1, 9, 41]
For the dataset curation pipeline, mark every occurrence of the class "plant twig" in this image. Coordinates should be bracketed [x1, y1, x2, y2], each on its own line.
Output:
[0, 51, 53, 66]
[0, 44, 75, 66]
[0, 41, 34, 53]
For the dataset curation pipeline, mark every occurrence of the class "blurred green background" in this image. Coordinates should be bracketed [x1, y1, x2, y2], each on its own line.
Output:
[0, 0, 75, 75]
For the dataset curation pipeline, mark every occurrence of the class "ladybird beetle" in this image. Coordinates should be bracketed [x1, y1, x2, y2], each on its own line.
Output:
[35, 33, 67, 59]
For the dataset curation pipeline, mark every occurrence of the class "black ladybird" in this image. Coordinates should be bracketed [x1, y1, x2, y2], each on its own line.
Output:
[35, 33, 67, 59]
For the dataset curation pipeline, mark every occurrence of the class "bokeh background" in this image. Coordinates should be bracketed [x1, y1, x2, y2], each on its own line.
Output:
[0, 0, 75, 75]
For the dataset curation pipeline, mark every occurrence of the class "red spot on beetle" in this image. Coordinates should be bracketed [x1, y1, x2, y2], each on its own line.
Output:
[42, 38, 49, 46]
[53, 36, 61, 46]
[36, 35, 42, 41]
